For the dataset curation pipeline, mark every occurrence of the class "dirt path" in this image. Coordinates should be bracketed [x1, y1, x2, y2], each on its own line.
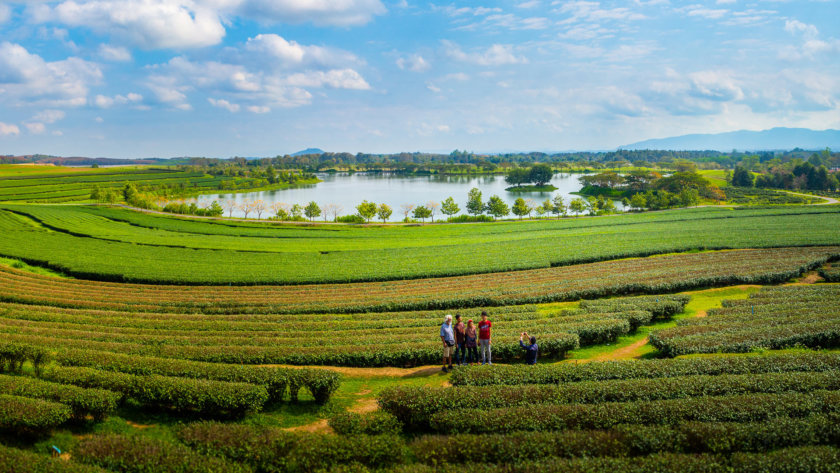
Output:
[781, 191, 839, 205]
[590, 337, 650, 362]
[786, 271, 824, 285]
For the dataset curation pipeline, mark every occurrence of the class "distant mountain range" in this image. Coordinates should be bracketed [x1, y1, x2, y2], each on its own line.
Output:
[621, 128, 840, 151]
[291, 148, 325, 156]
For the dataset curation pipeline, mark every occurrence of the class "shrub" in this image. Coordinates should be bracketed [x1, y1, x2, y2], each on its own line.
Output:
[0, 374, 119, 421]
[449, 352, 840, 386]
[0, 342, 51, 375]
[0, 444, 108, 473]
[43, 366, 268, 416]
[74, 434, 248, 473]
[429, 390, 840, 434]
[329, 411, 403, 435]
[0, 394, 72, 434]
[380, 371, 840, 428]
[175, 422, 407, 472]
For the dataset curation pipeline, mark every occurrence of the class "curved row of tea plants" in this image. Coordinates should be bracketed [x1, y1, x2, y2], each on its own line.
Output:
[1, 204, 840, 283]
[0, 295, 684, 366]
[0, 246, 832, 314]
[650, 284, 840, 356]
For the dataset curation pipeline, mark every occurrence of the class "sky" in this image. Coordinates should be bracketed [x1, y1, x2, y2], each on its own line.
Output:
[0, 1, 838, 158]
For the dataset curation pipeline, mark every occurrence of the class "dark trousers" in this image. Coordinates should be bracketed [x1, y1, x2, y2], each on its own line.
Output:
[466, 346, 478, 363]
[454, 343, 466, 365]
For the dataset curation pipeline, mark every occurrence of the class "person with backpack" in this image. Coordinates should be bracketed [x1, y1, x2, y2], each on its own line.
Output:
[478, 311, 492, 365]
[440, 314, 455, 372]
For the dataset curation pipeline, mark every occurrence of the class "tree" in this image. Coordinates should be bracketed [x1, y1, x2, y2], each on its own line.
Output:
[322, 203, 342, 222]
[552, 195, 567, 218]
[426, 201, 440, 223]
[629, 193, 647, 211]
[505, 168, 530, 187]
[596, 195, 616, 214]
[466, 188, 483, 215]
[207, 201, 223, 217]
[586, 196, 598, 215]
[253, 200, 266, 219]
[238, 200, 253, 219]
[377, 203, 393, 223]
[731, 166, 753, 187]
[529, 164, 553, 186]
[485, 195, 510, 219]
[677, 188, 699, 207]
[569, 197, 586, 216]
[272, 202, 290, 219]
[440, 197, 460, 218]
[524, 198, 537, 218]
[223, 200, 238, 218]
[304, 201, 321, 221]
[537, 199, 551, 217]
[512, 197, 529, 219]
[356, 200, 377, 222]
[412, 205, 432, 222]
[290, 203, 303, 218]
[400, 203, 415, 220]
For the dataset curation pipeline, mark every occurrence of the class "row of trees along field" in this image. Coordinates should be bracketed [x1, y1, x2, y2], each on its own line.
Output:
[731, 160, 839, 191]
[179, 147, 839, 173]
[577, 162, 714, 211]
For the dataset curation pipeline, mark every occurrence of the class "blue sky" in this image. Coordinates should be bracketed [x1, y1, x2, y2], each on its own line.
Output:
[0, 0, 837, 158]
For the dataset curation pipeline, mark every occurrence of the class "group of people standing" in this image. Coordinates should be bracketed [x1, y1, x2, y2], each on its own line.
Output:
[439, 311, 537, 373]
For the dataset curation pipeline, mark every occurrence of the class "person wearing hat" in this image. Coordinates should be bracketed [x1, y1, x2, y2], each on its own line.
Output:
[440, 314, 455, 372]
[453, 314, 466, 366]
[519, 332, 538, 365]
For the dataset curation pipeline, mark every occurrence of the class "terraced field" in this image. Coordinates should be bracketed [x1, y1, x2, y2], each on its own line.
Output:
[1, 181, 840, 472]
[2, 204, 840, 283]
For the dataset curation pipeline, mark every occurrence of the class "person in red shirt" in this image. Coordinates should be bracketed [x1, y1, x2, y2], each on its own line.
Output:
[478, 310, 492, 365]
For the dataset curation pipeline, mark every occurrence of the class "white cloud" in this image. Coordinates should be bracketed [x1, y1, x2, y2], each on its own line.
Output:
[94, 92, 143, 108]
[556, 2, 646, 23]
[33, 110, 67, 124]
[230, 0, 386, 26]
[0, 122, 20, 136]
[25, 122, 46, 134]
[46, 1, 226, 49]
[396, 54, 430, 72]
[208, 97, 240, 112]
[283, 69, 370, 89]
[0, 42, 101, 107]
[247, 105, 270, 113]
[98, 44, 132, 61]
[686, 7, 728, 20]
[0, 4, 11, 24]
[443, 41, 527, 66]
[243, 34, 359, 69]
[785, 19, 818, 39]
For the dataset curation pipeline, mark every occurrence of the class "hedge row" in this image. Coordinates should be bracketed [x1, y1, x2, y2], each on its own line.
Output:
[0, 444, 108, 473]
[429, 390, 840, 433]
[42, 366, 268, 417]
[175, 422, 406, 472]
[0, 374, 118, 421]
[386, 446, 840, 473]
[0, 394, 71, 434]
[449, 351, 840, 386]
[54, 348, 340, 403]
[329, 411, 403, 435]
[379, 370, 840, 428]
[650, 284, 840, 356]
[410, 414, 840, 465]
[74, 434, 249, 473]
[578, 294, 690, 319]
[0, 342, 50, 375]
[818, 266, 839, 282]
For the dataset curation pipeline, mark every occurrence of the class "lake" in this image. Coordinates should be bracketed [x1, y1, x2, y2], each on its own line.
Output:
[195, 172, 624, 221]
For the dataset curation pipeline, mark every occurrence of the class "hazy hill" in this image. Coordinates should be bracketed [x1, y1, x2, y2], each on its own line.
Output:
[621, 128, 840, 151]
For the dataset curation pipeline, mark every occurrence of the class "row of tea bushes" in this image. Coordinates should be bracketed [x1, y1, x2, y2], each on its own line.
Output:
[449, 351, 840, 386]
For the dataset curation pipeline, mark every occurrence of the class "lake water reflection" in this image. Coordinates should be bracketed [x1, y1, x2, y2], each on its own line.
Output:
[196, 172, 623, 221]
